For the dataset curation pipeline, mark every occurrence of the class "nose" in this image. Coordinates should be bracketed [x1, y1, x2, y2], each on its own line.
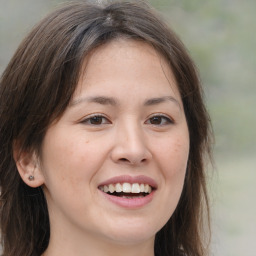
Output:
[110, 122, 152, 166]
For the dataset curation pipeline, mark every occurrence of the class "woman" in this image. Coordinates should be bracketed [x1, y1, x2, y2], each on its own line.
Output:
[0, 1, 212, 255]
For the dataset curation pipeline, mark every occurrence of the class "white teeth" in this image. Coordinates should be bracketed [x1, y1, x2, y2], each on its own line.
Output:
[109, 184, 115, 193]
[144, 184, 152, 193]
[131, 183, 140, 193]
[122, 183, 132, 193]
[104, 185, 109, 193]
[99, 183, 153, 194]
[115, 183, 122, 192]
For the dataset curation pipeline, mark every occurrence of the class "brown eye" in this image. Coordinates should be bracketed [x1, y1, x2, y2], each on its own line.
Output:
[150, 116, 162, 125]
[90, 116, 103, 124]
[147, 115, 173, 125]
[81, 115, 110, 125]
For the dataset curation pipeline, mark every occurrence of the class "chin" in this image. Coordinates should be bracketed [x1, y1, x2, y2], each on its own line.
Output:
[99, 219, 160, 245]
[107, 231, 155, 246]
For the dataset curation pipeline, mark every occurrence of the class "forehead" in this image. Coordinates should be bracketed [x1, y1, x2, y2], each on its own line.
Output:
[73, 39, 181, 100]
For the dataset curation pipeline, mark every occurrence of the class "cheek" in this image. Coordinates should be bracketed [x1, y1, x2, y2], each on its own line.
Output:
[40, 134, 87, 185]
[40, 135, 99, 213]
[40, 130, 111, 190]
[152, 134, 189, 229]
[156, 131, 189, 205]
[159, 135, 189, 176]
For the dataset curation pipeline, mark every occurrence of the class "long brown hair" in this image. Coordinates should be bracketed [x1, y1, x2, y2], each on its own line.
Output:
[0, 1, 212, 255]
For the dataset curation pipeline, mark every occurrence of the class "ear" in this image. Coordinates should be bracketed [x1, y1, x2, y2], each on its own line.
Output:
[13, 146, 45, 188]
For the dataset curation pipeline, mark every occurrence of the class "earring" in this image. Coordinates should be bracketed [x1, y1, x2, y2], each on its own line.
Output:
[28, 175, 34, 181]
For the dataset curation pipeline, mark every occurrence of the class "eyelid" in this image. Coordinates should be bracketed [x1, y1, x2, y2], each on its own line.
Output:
[145, 113, 174, 125]
[80, 113, 112, 125]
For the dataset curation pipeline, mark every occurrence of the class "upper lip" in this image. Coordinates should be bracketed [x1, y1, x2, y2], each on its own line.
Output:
[98, 175, 158, 189]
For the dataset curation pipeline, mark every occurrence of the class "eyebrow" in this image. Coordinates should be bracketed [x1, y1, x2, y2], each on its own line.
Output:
[70, 96, 117, 106]
[144, 96, 181, 109]
[70, 95, 181, 109]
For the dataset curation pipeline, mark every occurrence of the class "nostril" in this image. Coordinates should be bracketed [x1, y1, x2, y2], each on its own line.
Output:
[120, 158, 128, 162]
[119, 157, 147, 164]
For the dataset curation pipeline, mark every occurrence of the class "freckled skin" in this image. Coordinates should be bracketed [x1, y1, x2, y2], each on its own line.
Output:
[38, 40, 190, 256]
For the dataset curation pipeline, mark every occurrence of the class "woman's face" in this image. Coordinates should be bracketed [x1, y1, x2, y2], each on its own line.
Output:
[39, 40, 189, 247]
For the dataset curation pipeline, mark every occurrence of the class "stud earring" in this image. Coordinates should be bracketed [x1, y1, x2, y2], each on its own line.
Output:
[28, 175, 34, 181]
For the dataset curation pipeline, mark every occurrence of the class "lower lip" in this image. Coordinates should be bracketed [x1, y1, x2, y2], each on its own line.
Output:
[99, 190, 155, 209]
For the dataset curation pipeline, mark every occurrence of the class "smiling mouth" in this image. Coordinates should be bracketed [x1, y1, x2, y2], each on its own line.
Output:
[98, 183, 154, 198]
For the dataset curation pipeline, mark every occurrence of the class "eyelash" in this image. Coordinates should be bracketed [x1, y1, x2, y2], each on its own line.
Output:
[80, 114, 111, 125]
[145, 114, 174, 126]
[80, 114, 174, 126]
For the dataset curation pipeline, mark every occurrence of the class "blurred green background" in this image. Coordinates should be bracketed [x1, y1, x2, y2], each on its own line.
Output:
[0, 0, 255, 255]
